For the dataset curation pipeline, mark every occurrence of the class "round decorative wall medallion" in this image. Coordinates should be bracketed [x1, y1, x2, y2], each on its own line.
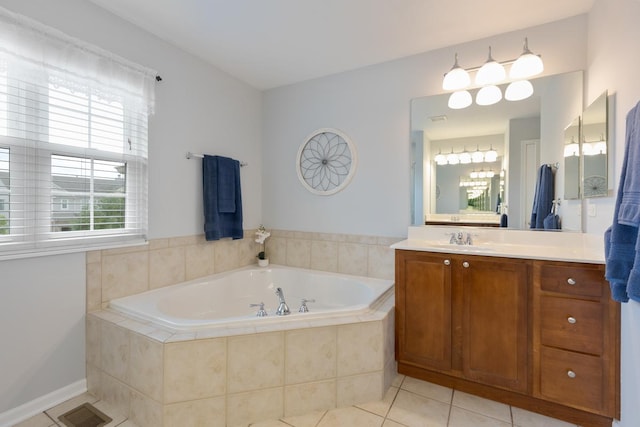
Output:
[296, 128, 357, 195]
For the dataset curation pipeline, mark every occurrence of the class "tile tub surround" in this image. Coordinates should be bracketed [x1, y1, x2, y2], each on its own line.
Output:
[86, 294, 395, 427]
[86, 229, 402, 312]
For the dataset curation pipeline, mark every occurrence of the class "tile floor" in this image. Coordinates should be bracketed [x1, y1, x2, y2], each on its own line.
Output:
[14, 375, 579, 427]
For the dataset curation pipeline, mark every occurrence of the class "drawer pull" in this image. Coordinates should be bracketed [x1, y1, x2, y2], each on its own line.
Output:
[567, 370, 576, 379]
[462, 261, 470, 268]
[567, 277, 577, 285]
[567, 316, 577, 324]
[444, 259, 451, 266]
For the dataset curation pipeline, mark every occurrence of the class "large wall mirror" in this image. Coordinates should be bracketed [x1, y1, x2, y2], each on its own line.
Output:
[411, 70, 583, 230]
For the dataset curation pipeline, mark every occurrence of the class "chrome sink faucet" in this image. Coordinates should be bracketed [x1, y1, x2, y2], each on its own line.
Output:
[449, 231, 473, 245]
[275, 287, 290, 316]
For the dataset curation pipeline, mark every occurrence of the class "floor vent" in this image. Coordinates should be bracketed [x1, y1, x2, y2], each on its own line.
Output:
[58, 402, 112, 427]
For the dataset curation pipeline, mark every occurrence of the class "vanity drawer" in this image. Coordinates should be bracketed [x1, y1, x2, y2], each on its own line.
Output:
[540, 296, 603, 355]
[540, 346, 604, 413]
[538, 263, 604, 297]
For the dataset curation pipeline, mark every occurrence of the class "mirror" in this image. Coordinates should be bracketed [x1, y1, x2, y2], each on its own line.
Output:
[581, 91, 608, 198]
[563, 117, 580, 200]
[411, 71, 583, 229]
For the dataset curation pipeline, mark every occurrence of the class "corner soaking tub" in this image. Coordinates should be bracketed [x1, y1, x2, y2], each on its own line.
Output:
[109, 264, 394, 331]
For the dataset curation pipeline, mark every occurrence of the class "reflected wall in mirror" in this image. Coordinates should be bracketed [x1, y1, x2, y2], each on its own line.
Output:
[581, 91, 608, 198]
[411, 71, 583, 230]
[564, 117, 581, 200]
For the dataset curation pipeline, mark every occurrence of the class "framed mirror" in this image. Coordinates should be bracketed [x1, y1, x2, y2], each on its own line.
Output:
[410, 70, 583, 229]
[581, 91, 608, 198]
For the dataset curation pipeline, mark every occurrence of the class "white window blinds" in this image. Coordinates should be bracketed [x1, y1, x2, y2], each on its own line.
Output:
[0, 6, 156, 259]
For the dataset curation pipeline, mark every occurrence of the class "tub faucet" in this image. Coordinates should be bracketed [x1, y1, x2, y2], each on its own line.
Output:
[275, 287, 290, 316]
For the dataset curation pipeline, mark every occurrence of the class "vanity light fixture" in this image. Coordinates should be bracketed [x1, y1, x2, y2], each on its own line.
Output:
[434, 149, 447, 165]
[564, 136, 579, 157]
[509, 38, 544, 79]
[475, 47, 506, 85]
[442, 53, 471, 90]
[471, 146, 485, 163]
[446, 149, 460, 165]
[458, 149, 472, 164]
[442, 38, 543, 109]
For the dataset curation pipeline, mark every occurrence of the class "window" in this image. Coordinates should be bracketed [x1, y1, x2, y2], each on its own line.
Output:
[0, 8, 156, 258]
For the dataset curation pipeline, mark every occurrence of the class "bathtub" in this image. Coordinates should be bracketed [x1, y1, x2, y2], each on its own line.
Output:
[109, 264, 394, 331]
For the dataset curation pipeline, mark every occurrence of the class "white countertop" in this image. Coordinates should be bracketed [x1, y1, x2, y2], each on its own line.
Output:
[391, 226, 605, 264]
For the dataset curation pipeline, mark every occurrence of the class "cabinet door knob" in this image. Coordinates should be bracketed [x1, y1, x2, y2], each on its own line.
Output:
[567, 370, 576, 378]
[444, 259, 451, 266]
[462, 261, 470, 268]
[567, 316, 577, 324]
[567, 277, 576, 285]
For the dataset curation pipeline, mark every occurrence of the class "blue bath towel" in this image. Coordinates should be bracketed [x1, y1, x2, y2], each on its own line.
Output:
[530, 164, 554, 229]
[605, 101, 640, 302]
[202, 155, 243, 241]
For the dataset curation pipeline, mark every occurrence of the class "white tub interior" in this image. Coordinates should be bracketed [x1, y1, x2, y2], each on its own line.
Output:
[109, 265, 394, 331]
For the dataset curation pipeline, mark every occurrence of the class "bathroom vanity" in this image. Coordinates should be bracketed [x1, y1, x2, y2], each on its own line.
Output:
[392, 227, 620, 427]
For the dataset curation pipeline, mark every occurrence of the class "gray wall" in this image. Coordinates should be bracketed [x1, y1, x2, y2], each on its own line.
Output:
[0, 0, 262, 417]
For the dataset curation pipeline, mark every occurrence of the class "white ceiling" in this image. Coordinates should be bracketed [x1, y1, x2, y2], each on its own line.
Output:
[88, 0, 594, 90]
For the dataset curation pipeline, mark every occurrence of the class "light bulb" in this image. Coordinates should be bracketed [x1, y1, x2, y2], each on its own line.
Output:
[505, 80, 534, 101]
[459, 151, 472, 164]
[470, 170, 479, 179]
[510, 38, 543, 79]
[448, 90, 472, 109]
[442, 53, 471, 91]
[476, 85, 502, 106]
[471, 147, 485, 163]
[446, 151, 459, 165]
[475, 47, 506, 85]
[486, 170, 495, 178]
[434, 150, 447, 165]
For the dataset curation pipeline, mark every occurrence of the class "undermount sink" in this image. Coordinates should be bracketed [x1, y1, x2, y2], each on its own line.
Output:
[421, 242, 496, 253]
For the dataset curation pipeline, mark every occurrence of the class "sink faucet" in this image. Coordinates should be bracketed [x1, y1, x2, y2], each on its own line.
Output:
[449, 231, 473, 245]
[275, 287, 290, 315]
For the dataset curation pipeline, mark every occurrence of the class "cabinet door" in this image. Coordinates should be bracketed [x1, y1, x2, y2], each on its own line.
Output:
[460, 256, 530, 392]
[396, 251, 452, 371]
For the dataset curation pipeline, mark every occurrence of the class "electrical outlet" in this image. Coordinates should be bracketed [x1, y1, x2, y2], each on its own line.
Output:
[588, 204, 597, 217]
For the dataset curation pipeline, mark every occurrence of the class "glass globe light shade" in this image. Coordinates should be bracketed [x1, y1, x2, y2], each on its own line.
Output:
[476, 85, 502, 106]
[505, 80, 534, 101]
[594, 141, 607, 155]
[443, 54, 471, 90]
[446, 151, 460, 165]
[471, 148, 484, 163]
[475, 47, 506, 85]
[448, 90, 472, 109]
[470, 170, 479, 179]
[509, 38, 544, 79]
[434, 151, 447, 165]
[486, 170, 495, 178]
[478, 170, 487, 178]
[458, 151, 472, 164]
[484, 146, 498, 162]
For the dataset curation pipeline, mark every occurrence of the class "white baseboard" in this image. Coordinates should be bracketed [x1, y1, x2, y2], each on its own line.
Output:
[0, 379, 87, 427]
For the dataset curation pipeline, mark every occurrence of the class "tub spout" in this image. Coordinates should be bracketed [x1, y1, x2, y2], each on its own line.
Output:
[275, 287, 290, 315]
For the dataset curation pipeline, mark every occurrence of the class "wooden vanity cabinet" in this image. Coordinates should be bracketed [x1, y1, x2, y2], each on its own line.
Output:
[395, 250, 620, 427]
[395, 250, 530, 392]
[533, 261, 620, 420]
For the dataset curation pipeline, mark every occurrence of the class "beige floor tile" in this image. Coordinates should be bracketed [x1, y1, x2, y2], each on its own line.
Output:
[448, 407, 512, 427]
[355, 386, 399, 417]
[452, 391, 511, 423]
[281, 410, 326, 427]
[249, 419, 292, 427]
[511, 406, 577, 427]
[316, 406, 384, 427]
[93, 399, 127, 426]
[12, 412, 56, 427]
[391, 374, 405, 388]
[382, 420, 406, 427]
[114, 421, 140, 427]
[44, 392, 99, 421]
[386, 390, 450, 426]
[401, 377, 453, 405]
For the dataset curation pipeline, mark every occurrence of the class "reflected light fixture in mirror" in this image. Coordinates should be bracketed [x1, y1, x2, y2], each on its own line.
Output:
[476, 85, 502, 106]
[485, 146, 498, 162]
[448, 90, 472, 109]
[505, 80, 534, 101]
[564, 137, 579, 157]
